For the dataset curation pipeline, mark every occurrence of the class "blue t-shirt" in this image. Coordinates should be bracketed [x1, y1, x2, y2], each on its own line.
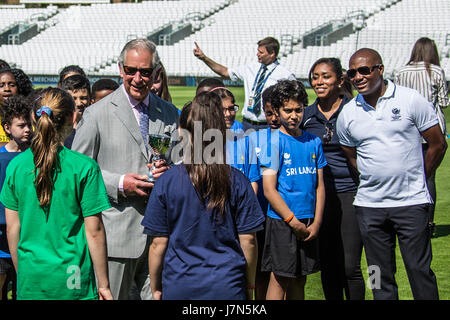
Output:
[141, 165, 265, 300]
[226, 134, 260, 183]
[302, 96, 358, 193]
[0, 152, 20, 258]
[230, 120, 244, 134]
[260, 130, 327, 220]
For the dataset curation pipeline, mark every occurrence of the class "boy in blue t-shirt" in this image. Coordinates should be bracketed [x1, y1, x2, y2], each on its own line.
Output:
[259, 80, 326, 300]
[0, 95, 31, 299]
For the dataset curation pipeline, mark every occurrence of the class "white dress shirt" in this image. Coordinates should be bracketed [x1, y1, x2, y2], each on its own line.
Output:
[228, 60, 296, 122]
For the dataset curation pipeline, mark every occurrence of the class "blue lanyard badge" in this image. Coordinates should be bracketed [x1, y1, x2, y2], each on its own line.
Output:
[250, 62, 278, 94]
[247, 63, 278, 115]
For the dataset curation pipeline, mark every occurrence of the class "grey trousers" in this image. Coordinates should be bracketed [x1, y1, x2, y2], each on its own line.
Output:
[107, 243, 152, 300]
[355, 204, 438, 300]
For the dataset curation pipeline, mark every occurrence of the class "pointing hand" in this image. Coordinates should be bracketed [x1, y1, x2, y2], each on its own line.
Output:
[193, 42, 206, 60]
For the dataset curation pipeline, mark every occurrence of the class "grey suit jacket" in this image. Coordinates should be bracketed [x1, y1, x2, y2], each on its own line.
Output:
[72, 87, 179, 259]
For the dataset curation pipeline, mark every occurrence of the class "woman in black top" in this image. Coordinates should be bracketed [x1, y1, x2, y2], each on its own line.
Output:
[302, 57, 365, 300]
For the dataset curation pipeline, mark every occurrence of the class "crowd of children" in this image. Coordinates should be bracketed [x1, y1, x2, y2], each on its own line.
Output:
[0, 34, 446, 301]
[0, 57, 329, 300]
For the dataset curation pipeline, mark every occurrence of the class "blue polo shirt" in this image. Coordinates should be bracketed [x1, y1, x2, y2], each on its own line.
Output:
[259, 130, 327, 220]
[141, 165, 265, 300]
[302, 96, 358, 193]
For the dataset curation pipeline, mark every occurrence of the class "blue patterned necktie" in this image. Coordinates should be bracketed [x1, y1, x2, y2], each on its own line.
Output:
[138, 102, 149, 150]
[252, 65, 268, 117]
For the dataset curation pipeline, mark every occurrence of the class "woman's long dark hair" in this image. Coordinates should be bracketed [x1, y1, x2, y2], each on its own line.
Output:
[181, 92, 231, 215]
[408, 37, 440, 76]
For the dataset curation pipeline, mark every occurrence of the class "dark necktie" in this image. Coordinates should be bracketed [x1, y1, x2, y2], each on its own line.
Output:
[252, 65, 268, 117]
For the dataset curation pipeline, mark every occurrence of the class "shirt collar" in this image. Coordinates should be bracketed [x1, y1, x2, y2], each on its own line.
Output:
[121, 84, 151, 109]
[310, 95, 351, 120]
[355, 79, 396, 106]
[262, 59, 279, 70]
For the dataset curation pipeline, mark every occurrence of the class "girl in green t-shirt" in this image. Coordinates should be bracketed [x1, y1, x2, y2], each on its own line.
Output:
[0, 87, 113, 300]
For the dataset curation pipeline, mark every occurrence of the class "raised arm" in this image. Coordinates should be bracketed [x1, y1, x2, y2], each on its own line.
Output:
[193, 42, 230, 79]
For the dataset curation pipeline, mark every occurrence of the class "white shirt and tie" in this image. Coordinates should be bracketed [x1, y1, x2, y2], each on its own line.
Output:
[228, 61, 296, 123]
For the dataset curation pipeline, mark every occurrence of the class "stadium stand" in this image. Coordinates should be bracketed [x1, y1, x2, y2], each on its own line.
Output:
[0, 0, 448, 82]
[162, 0, 400, 78]
[280, 0, 450, 79]
[0, 0, 230, 76]
[0, 5, 57, 33]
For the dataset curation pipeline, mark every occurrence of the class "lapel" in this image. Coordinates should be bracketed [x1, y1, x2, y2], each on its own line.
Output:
[148, 93, 165, 135]
[147, 93, 167, 158]
[111, 89, 149, 161]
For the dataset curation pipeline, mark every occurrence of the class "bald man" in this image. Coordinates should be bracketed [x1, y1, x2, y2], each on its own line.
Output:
[336, 48, 446, 300]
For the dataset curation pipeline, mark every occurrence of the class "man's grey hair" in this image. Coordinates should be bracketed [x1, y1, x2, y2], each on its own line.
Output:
[118, 38, 161, 68]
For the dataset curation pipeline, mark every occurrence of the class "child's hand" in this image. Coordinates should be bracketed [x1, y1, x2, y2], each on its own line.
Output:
[152, 290, 162, 300]
[288, 218, 310, 240]
[98, 287, 114, 300]
[303, 222, 320, 241]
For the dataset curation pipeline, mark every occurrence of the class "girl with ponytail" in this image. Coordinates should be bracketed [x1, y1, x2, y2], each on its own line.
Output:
[0, 87, 113, 300]
[142, 92, 265, 300]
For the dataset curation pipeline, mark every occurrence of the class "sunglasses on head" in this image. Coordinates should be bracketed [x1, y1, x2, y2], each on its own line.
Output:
[347, 64, 382, 79]
[122, 65, 154, 78]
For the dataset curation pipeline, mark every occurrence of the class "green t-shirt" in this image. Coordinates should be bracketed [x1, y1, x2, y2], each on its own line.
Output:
[0, 147, 111, 300]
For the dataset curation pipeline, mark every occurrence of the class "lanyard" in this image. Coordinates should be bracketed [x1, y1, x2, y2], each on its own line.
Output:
[251, 62, 278, 95]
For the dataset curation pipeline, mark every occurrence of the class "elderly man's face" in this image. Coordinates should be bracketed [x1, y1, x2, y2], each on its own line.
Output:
[119, 48, 154, 101]
[348, 53, 384, 97]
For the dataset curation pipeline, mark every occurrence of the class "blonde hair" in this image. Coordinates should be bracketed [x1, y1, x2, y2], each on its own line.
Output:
[31, 87, 74, 207]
